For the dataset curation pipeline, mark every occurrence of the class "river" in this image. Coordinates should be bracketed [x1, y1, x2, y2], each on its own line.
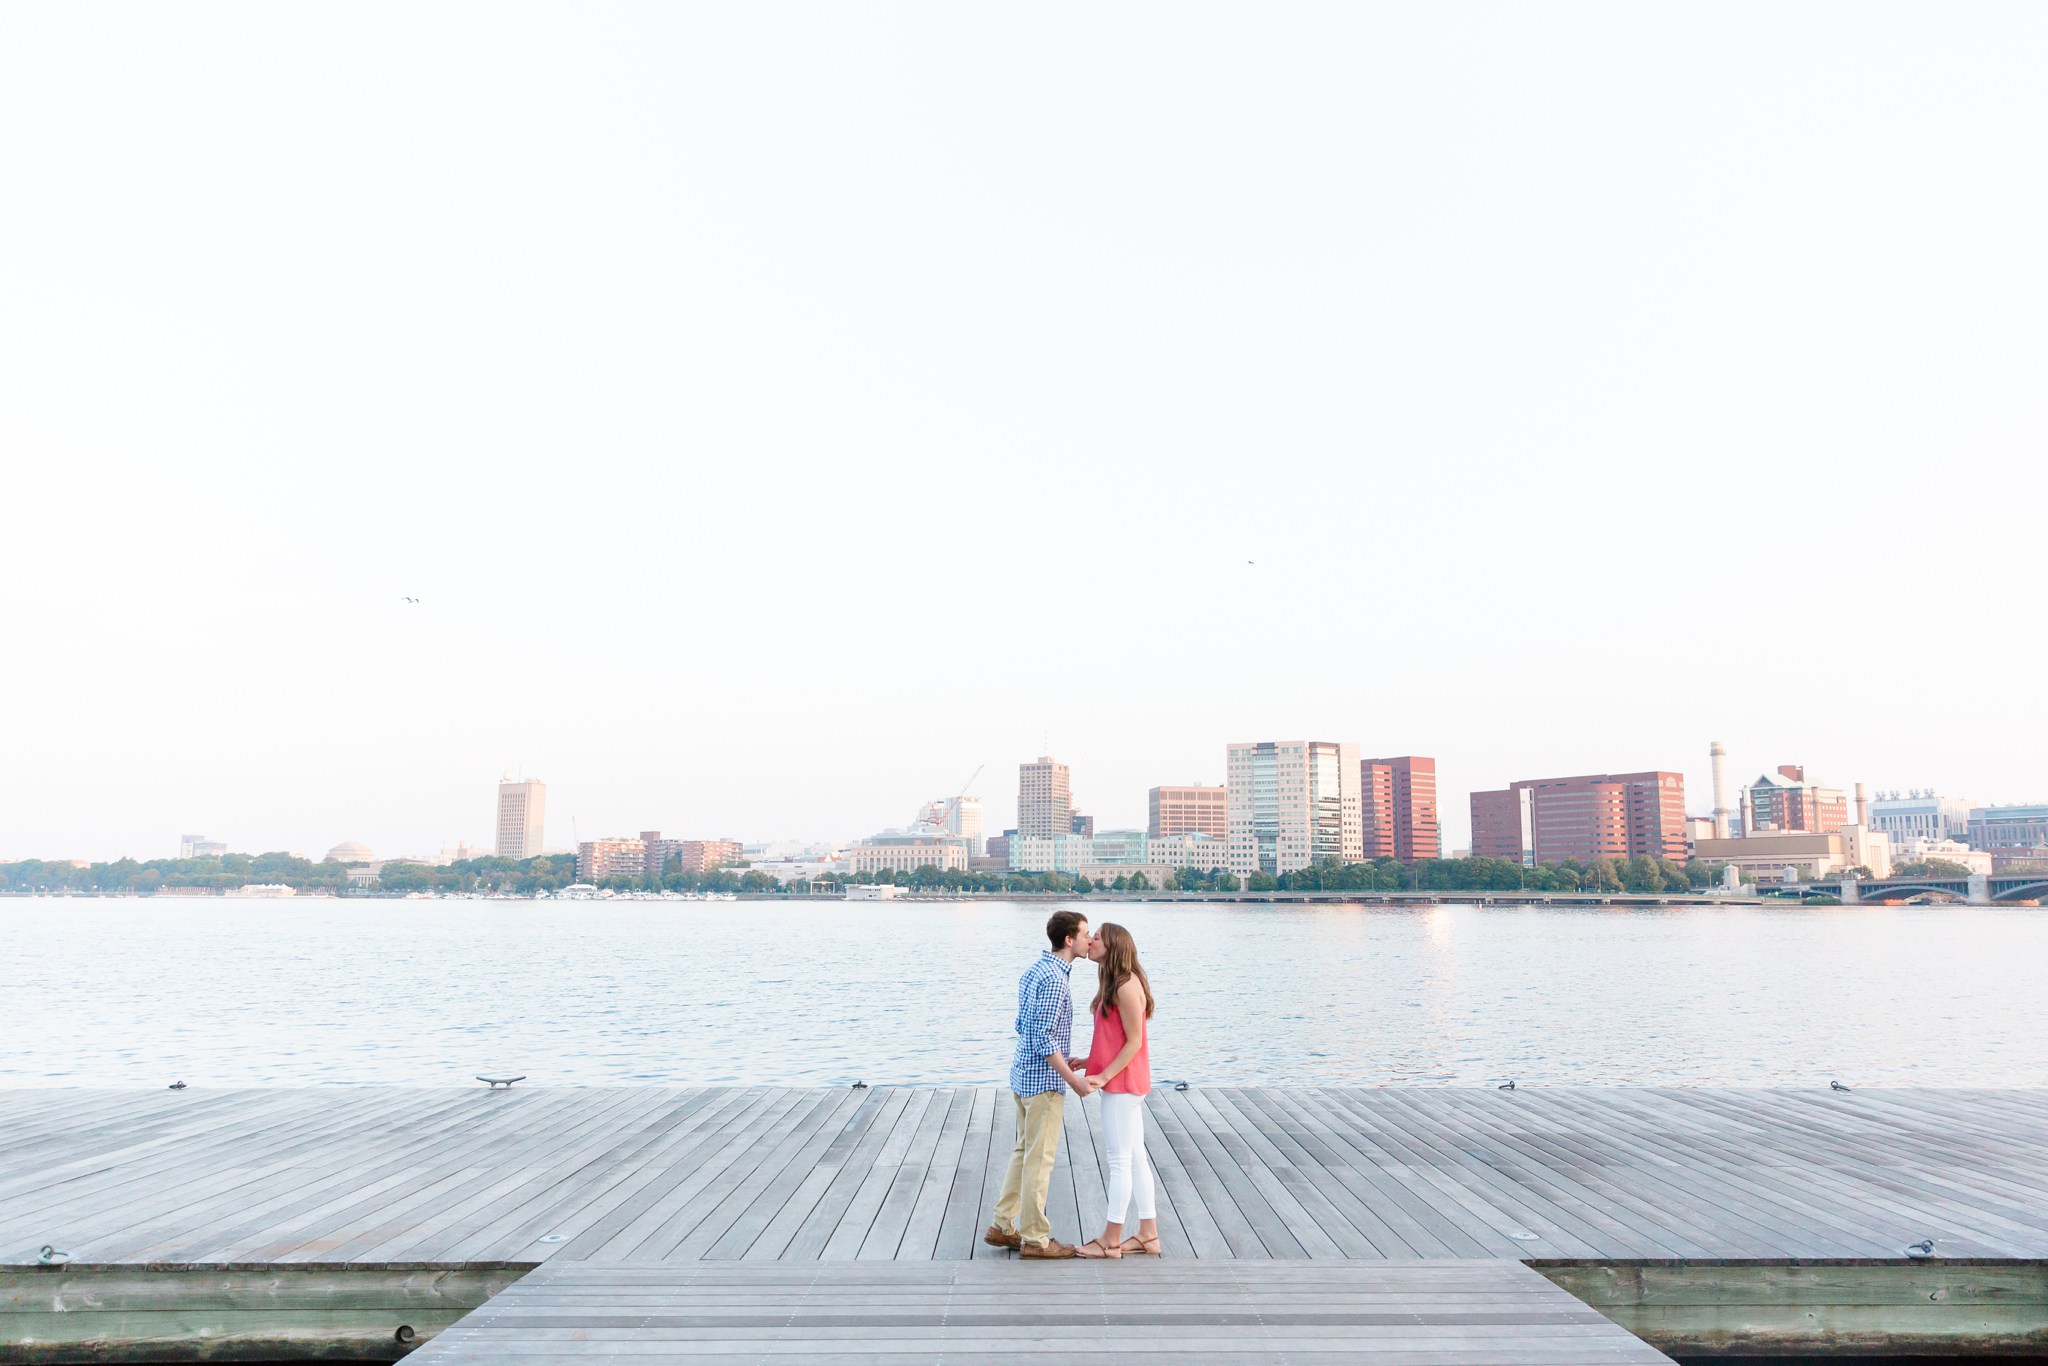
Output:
[3, 898, 2039, 1087]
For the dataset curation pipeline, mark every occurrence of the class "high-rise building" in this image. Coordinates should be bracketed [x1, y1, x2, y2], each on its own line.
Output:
[1742, 765, 1847, 834]
[576, 837, 645, 882]
[1359, 756, 1440, 862]
[1470, 788, 1533, 865]
[948, 796, 983, 854]
[915, 796, 985, 855]
[1226, 740, 1362, 878]
[1868, 790, 1974, 844]
[1018, 757, 1072, 840]
[496, 778, 546, 861]
[1966, 805, 2048, 869]
[1071, 813, 1095, 837]
[1149, 785, 1227, 839]
[179, 835, 228, 859]
[1469, 771, 1687, 865]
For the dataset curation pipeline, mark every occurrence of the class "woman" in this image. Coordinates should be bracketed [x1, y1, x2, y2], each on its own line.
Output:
[1076, 922, 1160, 1257]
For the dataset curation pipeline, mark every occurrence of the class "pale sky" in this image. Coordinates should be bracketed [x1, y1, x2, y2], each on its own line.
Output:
[2, 3, 2044, 863]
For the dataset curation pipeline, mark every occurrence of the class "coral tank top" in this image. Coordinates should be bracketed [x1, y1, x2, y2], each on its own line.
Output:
[1085, 999, 1150, 1096]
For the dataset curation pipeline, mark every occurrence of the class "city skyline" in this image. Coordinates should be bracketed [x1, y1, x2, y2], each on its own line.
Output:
[2, 5, 2044, 862]
[15, 735, 2043, 870]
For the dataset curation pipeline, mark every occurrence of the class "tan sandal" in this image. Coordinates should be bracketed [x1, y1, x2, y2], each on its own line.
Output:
[1119, 1233, 1162, 1255]
[1074, 1236, 1122, 1259]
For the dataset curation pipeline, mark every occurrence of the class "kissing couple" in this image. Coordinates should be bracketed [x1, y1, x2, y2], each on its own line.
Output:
[983, 910, 1159, 1260]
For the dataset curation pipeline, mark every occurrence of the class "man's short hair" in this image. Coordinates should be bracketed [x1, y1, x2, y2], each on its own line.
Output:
[1045, 910, 1088, 951]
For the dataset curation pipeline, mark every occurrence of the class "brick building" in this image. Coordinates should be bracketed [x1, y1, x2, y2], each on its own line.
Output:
[641, 832, 744, 878]
[1743, 765, 1848, 834]
[1359, 756, 1440, 862]
[1469, 771, 1687, 865]
[577, 837, 646, 882]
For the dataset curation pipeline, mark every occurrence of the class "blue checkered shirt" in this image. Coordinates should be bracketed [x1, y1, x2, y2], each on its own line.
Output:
[1008, 951, 1074, 1097]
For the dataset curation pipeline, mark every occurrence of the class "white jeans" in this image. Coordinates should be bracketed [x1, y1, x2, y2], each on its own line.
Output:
[1099, 1091, 1156, 1225]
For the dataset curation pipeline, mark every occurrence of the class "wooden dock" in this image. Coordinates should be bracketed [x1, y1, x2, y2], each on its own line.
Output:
[5, 1086, 2047, 1360]
[409, 1260, 1673, 1365]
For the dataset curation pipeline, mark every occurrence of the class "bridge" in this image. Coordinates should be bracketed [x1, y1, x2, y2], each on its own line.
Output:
[1803, 871, 2048, 904]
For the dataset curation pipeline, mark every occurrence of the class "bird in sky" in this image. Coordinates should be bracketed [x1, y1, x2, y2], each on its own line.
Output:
[403, 596, 419, 603]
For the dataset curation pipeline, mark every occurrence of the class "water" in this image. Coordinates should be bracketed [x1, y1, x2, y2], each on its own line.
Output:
[3, 898, 2042, 1088]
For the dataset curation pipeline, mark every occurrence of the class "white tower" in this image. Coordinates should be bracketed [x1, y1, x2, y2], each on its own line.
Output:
[496, 777, 546, 861]
[1709, 740, 1732, 839]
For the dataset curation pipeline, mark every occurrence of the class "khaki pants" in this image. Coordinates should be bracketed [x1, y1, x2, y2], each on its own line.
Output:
[992, 1090, 1065, 1248]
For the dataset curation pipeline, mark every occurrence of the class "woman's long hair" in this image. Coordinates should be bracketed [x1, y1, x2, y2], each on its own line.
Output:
[1091, 923, 1154, 1020]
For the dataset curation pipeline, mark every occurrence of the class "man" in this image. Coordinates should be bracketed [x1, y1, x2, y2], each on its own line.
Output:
[985, 910, 1096, 1258]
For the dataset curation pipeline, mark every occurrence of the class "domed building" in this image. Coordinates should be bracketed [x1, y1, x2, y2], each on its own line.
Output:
[326, 841, 374, 865]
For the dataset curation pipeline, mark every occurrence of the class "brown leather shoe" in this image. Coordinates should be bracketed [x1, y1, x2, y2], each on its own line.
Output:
[982, 1224, 1021, 1249]
[1020, 1238, 1077, 1259]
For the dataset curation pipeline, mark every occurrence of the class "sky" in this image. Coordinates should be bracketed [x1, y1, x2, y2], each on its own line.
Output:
[2, 2, 2044, 863]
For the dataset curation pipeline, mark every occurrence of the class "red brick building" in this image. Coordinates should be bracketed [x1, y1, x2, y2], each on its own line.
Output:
[642, 832, 745, 878]
[1469, 787, 1530, 864]
[1468, 771, 1687, 865]
[1743, 765, 1848, 834]
[1360, 756, 1441, 862]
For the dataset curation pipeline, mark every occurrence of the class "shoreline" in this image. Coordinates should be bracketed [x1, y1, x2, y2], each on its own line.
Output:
[0, 889, 1785, 906]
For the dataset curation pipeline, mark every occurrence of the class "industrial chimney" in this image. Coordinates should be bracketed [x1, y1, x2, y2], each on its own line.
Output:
[1710, 740, 1732, 839]
[1855, 782, 1868, 828]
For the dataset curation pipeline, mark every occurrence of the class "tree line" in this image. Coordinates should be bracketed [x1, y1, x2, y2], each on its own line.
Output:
[0, 852, 587, 897]
[785, 855, 1730, 897]
[3, 851, 1733, 899]
[0, 852, 356, 895]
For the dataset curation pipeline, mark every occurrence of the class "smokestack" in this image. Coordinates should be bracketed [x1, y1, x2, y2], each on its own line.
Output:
[1710, 740, 1731, 840]
[1855, 782, 1868, 828]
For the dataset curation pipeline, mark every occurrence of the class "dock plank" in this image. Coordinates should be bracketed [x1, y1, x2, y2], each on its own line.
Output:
[5, 1086, 2048, 1268]
[404, 1259, 1673, 1365]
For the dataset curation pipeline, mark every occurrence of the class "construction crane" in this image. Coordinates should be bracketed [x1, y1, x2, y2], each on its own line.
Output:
[917, 765, 984, 835]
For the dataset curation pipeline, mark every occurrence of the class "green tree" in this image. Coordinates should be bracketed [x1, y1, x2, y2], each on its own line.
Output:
[1896, 858, 1973, 878]
[1584, 859, 1622, 892]
[1621, 856, 1660, 894]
